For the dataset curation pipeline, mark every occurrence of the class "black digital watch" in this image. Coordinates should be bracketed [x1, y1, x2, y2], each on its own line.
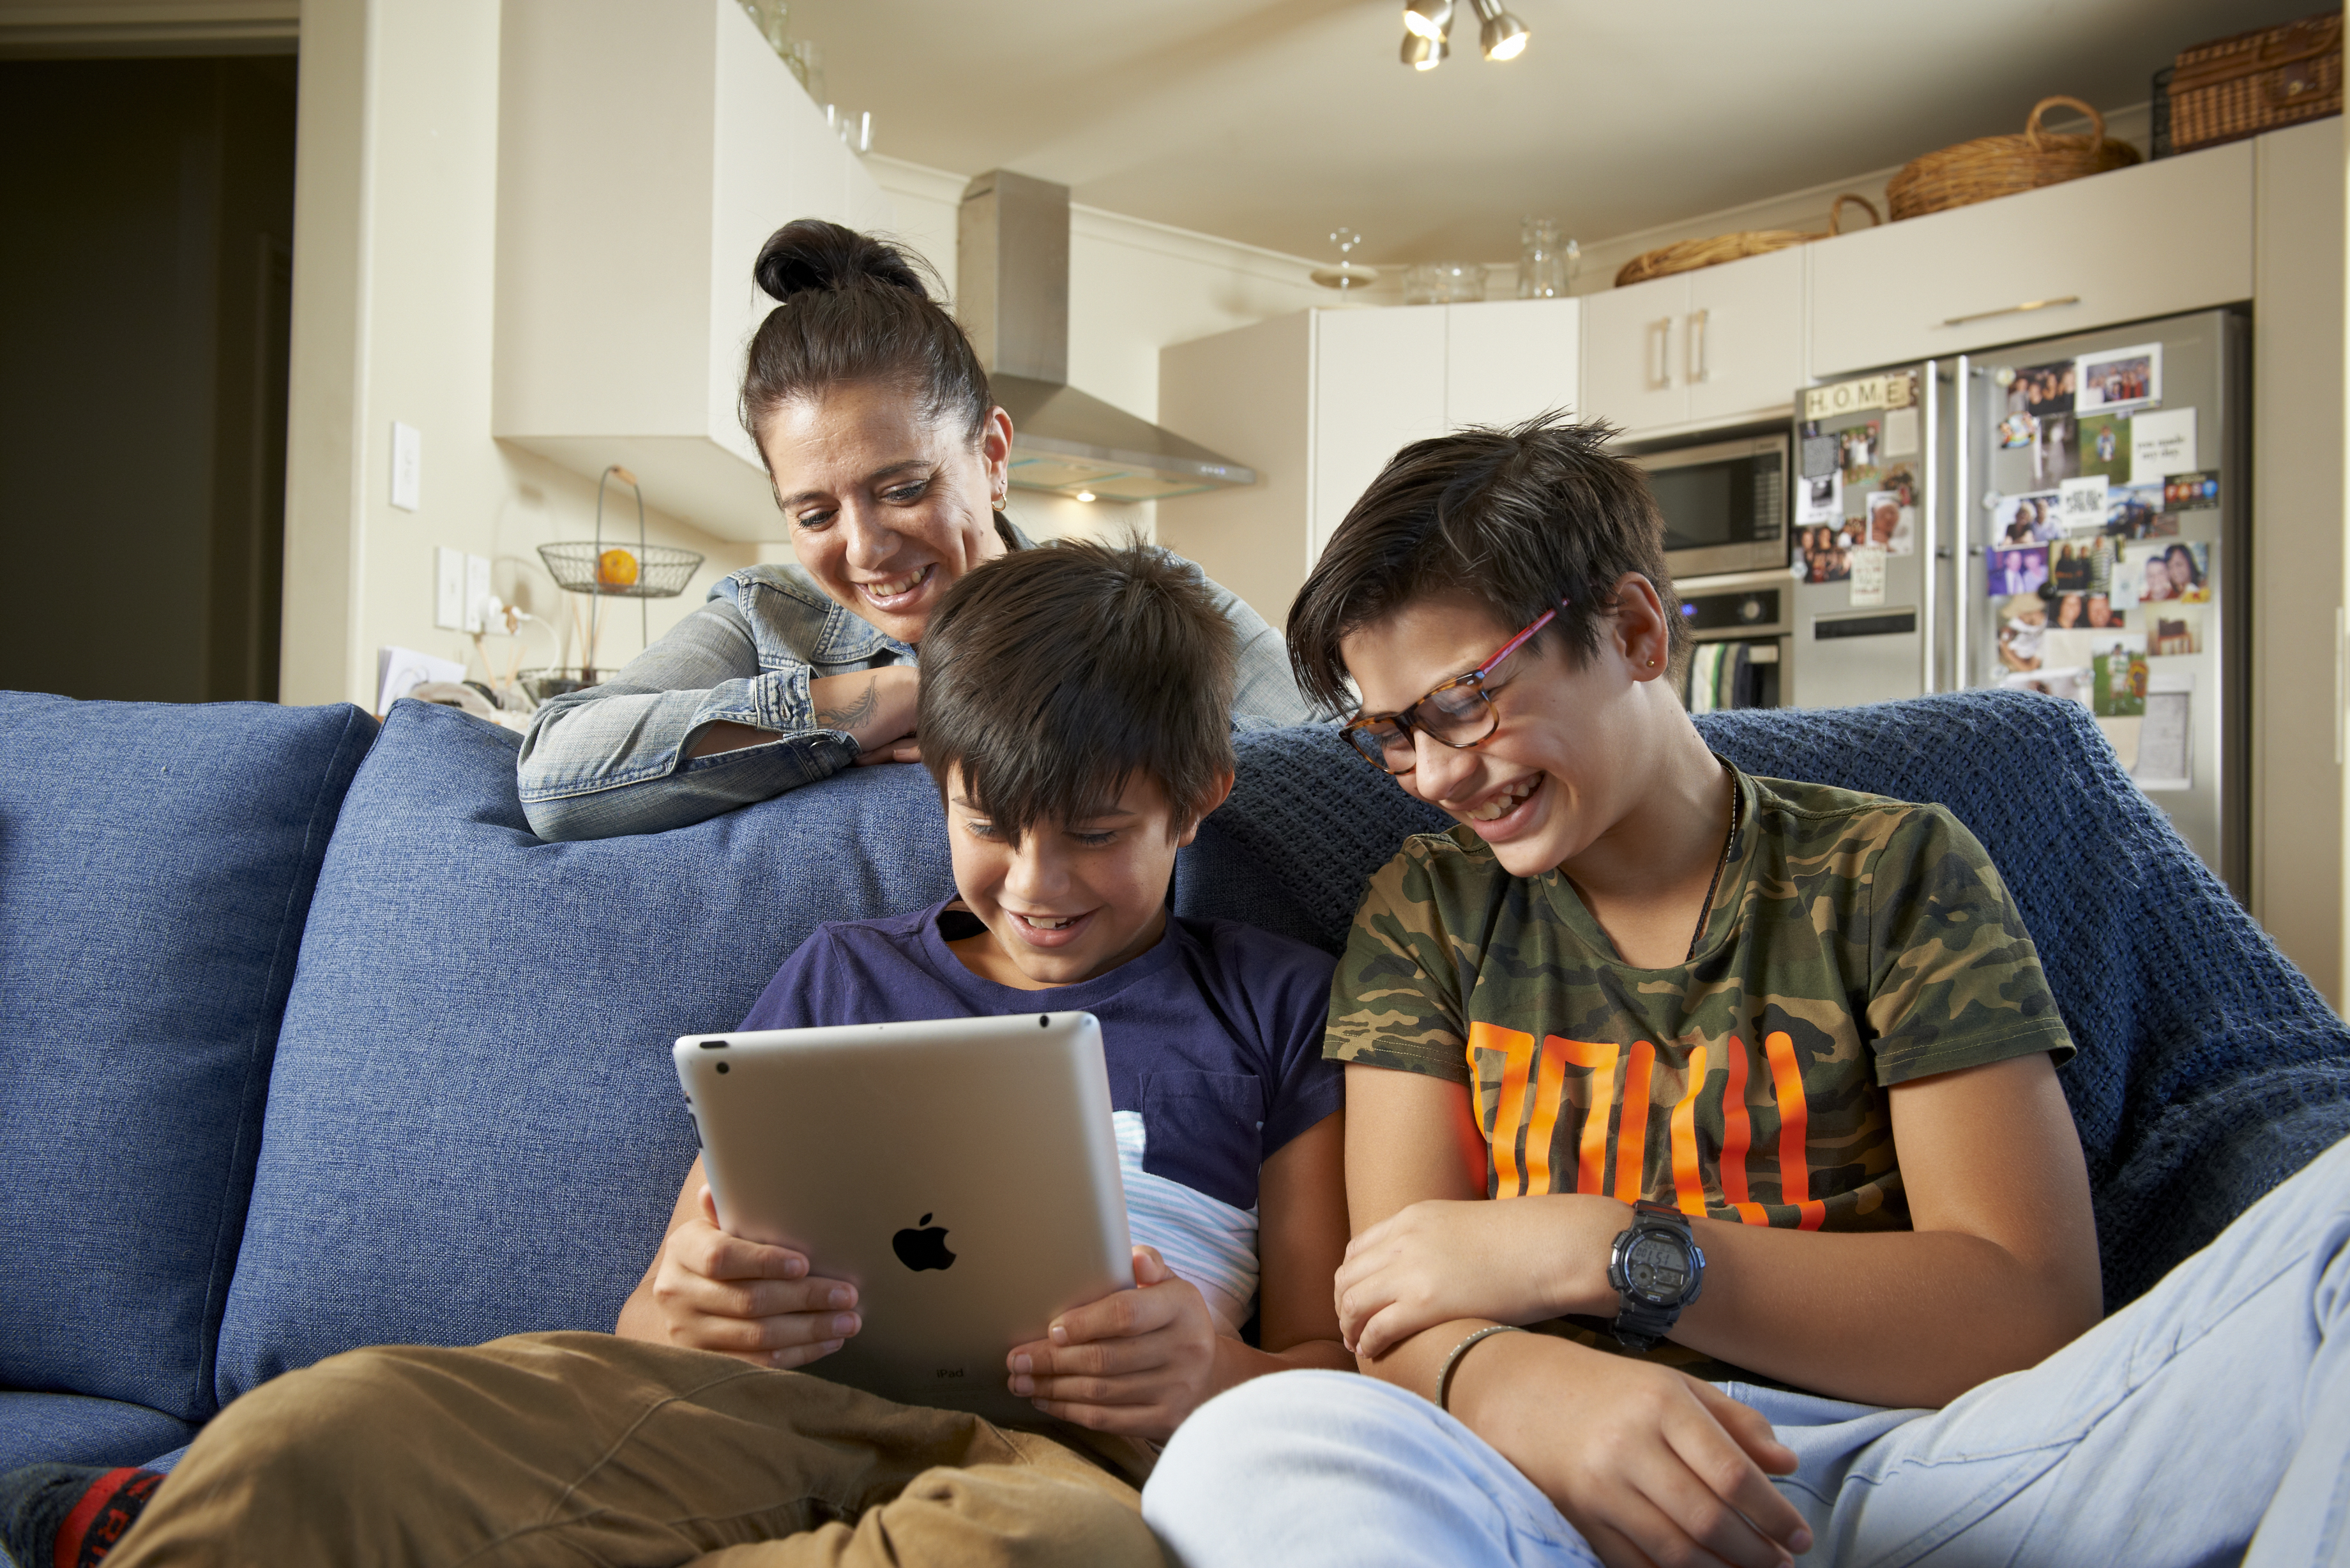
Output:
[1607, 1200, 1706, 1351]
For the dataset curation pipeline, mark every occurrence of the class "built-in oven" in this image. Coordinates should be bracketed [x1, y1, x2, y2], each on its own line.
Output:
[1672, 568, 1790, 712]
[1630, 433, 1788, 580]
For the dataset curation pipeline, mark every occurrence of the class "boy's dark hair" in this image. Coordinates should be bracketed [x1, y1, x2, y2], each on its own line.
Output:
[919, 538, 1236, 841]
[1285, 412, 1687, 714]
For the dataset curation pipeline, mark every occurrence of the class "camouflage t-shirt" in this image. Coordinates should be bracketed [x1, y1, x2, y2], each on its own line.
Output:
[1324, 762, 2073, 1380]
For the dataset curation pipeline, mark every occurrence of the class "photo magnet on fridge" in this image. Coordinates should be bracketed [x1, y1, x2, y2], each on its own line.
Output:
[1796, 524, 1853, 584]
[2130, 407, 2198, 485]
[2077, 343, 2162, 412]
[1882, 406, 1922, 460]
[2093, 644, 2150, 718]
[2010, 361, 2077, 418]
[1996, 594, 2047, 673]
[2058, 474, 2109, 531]
[1987, 545, 2050, 599]
[2049, 591, 2125, 631]
[2049, 539, 2094, 593]
[1848, 545, 1889, 608]
[2125, 539, 2211, 605]
[1795, 470, 1842, 529]
[2146, 604, 2204, 657]
[1861, 489, 1914, 555]
[2103, 485, 2169, 541]
[1840, 421, 1881, 483]
[1991, 492, 2061, 545]
[2079, 413, 2131, 483]
[2163, 472, 2220, 509]
[1800, 430, 1840, 480]
[1998, 410, 2039, 449]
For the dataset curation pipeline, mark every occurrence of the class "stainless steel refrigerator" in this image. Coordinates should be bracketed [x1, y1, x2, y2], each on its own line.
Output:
[1783, 308, 2249, 896]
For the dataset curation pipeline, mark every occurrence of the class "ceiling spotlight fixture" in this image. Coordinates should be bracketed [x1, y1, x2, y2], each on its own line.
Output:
[1402, 0, 1453, 40]
[1074, 490, 1097, 503]
[1469, 0, 1530, 61]
[1399, 28, 1448, 70]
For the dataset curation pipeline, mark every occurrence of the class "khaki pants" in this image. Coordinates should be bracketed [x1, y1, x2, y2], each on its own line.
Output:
[110, 1332, 1165, 1568]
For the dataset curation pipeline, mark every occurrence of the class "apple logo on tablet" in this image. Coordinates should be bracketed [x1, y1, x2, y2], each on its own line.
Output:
[893, 1213, 956, 1272]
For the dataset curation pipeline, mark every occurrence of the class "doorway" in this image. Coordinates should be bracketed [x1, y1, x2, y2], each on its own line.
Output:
[0, 55, 296, 703]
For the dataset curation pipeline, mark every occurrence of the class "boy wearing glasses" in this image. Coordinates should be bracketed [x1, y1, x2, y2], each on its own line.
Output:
[1141, 416, 2350, 1568]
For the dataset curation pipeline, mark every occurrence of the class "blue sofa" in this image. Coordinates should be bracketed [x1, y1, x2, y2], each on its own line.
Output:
[3, 686, 2346, 1482]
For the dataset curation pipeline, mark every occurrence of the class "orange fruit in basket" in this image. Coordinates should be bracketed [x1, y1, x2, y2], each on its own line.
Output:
[596, 548, 640, 589]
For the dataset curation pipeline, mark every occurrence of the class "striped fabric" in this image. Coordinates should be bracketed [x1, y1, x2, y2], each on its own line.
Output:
[1114, 1112, 1259, 1338]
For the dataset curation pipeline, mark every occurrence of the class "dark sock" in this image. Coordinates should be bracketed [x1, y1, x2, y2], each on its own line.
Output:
[0, 1465, 164, 1567]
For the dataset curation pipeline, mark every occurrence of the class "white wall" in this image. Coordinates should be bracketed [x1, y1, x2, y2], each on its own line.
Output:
[282, 0, 755, 711]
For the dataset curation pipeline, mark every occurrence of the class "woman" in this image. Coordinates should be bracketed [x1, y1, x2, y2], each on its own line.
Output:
[517, 221, 1308, 841]
[2164, 542, 2208, 601]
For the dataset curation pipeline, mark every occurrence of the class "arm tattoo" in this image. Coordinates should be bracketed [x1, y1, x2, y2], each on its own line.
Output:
[814, 681, 879, 732]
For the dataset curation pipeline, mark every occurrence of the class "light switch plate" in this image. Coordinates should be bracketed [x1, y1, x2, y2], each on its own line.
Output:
[434, 547, 466, 631]
[391, 422, 422, 511]
[464, 554, 492, 635]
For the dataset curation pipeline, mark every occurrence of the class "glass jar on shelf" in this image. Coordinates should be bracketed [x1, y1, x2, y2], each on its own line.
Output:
[1517, 217, 1579, 298]
[1402, 262, 1488, 305]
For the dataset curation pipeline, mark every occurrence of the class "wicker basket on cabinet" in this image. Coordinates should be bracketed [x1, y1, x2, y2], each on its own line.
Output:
[1886, 96, 2139, 221]
[1614, 194, 1881, 289]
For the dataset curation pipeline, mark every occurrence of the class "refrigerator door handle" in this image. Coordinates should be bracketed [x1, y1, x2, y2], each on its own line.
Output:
[1920, 359, 1938, 696]
[1952, 354, 1971, 691]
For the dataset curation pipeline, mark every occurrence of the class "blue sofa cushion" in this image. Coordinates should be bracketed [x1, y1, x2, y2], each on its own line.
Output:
[0, 1394, 195, 1474]
[214, 702, 955, 1403]
[1176, 693, 2350, 1311]
[0, 693, 374, 1429]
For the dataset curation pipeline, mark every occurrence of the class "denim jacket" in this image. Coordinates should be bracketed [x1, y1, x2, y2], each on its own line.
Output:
[516, 533, 1312, 841]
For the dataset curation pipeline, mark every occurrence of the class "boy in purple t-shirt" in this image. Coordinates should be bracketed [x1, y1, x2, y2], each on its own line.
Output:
[39, 540, 1346, 1568]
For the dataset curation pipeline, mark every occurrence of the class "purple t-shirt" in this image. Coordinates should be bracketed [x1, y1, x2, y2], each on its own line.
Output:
[738, 900, 1341, 1214]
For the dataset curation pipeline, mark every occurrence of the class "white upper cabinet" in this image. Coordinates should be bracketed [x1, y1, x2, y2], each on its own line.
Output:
[1582, 272, 1693, 435]
[1808, 140, 2255, 378]
[494, 0, 892, 540]
[1685, 246, 1807, 427]
[1310, 306, 1449, 554]
[1581, 246, 1807, 437]
[1445, 298, 1582, 432]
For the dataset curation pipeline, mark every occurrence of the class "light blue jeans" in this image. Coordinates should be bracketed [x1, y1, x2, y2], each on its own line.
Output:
[1144, 1134, 2350, 1566]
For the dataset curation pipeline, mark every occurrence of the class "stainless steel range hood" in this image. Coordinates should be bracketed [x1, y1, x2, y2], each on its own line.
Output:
[958, 169, 1255, 502]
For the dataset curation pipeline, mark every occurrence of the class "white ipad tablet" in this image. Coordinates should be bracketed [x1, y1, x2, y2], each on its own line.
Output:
[673, 1012, 1134, 1426]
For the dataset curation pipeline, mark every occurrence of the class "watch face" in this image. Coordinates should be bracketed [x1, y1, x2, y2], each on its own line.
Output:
[1624, 1230, 1693, 1304]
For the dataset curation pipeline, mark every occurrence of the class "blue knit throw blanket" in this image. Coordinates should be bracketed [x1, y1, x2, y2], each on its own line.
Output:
[1174, 688, 2350, 1311]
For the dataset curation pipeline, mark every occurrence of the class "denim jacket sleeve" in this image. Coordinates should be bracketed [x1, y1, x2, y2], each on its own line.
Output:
[516, 548, 1310, 841]
[516, 570, 897, 841]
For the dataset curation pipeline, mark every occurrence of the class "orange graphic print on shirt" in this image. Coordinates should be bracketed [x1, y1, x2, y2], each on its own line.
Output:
[1326, 767, 2073, 1378]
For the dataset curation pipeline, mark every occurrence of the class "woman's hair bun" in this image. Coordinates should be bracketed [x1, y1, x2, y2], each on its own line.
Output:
[754, 219, 932, 304]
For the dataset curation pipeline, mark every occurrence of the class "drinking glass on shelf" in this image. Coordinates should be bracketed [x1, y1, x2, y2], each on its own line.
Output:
[1404, 262, 1489, 305]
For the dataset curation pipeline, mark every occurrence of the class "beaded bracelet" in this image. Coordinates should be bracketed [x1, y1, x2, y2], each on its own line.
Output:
[1436, 1323, 1527, 1413]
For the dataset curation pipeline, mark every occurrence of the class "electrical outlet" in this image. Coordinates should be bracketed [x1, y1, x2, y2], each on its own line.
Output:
[391, 423, 422, 511]
[464, 554, 492, 634]
[434, 547, 466, 631]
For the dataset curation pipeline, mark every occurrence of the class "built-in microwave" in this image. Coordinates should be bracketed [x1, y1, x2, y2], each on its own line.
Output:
[1629, 433, 1787, 580]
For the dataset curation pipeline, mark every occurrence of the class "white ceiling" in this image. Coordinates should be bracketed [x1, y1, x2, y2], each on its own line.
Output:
[785, 0, 2322, 264]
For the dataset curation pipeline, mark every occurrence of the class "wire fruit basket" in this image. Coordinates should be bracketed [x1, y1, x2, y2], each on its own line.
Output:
[535, 541, 704, 599]
[534, 465, 704, 683]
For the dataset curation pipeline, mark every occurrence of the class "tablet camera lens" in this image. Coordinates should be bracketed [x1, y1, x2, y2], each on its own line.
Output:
[715, 1062, 729, 1074]
[1039, 1014, 1050, 1027]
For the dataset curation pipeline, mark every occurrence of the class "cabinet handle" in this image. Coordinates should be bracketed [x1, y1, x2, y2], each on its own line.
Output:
[1648, 317, 1674, 390]
[1687, 309, 1709, 384]
[1941, 295, 2081, 328]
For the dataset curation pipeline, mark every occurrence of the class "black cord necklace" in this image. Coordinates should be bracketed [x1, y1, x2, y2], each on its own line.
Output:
[1686, 761, 1741, 963]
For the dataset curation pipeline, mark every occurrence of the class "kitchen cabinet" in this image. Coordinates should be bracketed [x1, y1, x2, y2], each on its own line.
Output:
[1445, 297, 1582, 433]
[1157, 298, 1582, 626]
[1807, 140, 2254, 378]
[493, 0, 893, 540]
[1582, 246, 1807, 437]
[1310, 306, 1448, 555]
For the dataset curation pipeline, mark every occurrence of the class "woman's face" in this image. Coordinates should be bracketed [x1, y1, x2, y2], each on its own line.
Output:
[758, 382, 1015, 644]
[2165, 549, 2196, 592]
[2144, 559, 2172, 599]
